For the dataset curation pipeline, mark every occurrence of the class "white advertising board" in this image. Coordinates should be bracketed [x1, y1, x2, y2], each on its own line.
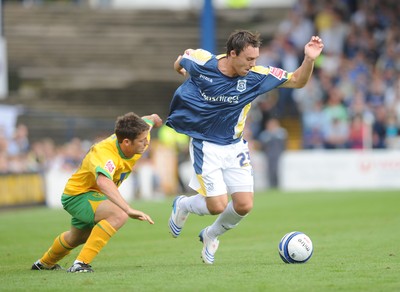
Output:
[280, 150, 400, 190]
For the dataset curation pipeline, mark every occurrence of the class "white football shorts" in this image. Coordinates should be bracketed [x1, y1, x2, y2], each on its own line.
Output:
[188, 138, 254, 197]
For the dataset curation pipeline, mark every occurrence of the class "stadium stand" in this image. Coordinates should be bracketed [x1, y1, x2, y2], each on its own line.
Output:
[3, 2, 288, 144]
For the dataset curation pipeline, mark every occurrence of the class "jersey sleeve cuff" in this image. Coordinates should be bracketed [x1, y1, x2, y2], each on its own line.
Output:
[142, 118, 154, 126]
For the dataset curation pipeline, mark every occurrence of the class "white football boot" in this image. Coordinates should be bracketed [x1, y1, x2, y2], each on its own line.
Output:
[199, 227, 219, 264]
[168, 195, 189, 238]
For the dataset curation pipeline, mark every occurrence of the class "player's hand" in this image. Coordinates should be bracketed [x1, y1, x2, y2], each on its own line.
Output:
[150, 114, 163, 128]
[149, 114, 163, 128]
[304, 36, 324, 61]
[174, 55, 187, 76]
[142, 114, 163, 128]
[128, 209, 154, 224]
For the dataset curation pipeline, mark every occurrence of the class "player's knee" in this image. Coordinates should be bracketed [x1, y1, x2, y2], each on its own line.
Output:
[234, 201, 253, 216]
[108, 210, 129, 230]
[206, 195, 229, 215]
[207, 203, 227, 215]
[65, 230, 90, 247]
[116, 211, 129, 227]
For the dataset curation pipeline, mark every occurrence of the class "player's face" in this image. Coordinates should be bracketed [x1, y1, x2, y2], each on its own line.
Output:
[121, 130, 149, 157]
[231, 45, 259, 76]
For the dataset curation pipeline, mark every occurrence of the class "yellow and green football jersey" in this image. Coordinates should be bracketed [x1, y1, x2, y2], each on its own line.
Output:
[63, 133, 146, 196]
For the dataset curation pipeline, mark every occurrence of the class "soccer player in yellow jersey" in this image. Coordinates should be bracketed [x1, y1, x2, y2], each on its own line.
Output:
[31, 112, 162, 273]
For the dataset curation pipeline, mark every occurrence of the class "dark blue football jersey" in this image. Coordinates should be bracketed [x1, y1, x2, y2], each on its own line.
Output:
[166, 49, 291, 145]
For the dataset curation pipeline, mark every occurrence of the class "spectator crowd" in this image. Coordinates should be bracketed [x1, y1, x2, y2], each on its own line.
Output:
[250, 0, 400, 151]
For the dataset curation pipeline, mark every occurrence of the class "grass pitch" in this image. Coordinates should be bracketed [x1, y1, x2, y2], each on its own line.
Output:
[0, 190, 399, 291]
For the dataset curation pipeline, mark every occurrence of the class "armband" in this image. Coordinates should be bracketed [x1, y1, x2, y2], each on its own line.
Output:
[143, 118, 154, 126]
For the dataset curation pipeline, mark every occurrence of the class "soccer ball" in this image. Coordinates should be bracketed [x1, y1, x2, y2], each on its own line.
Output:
[278, 231, 313, 264]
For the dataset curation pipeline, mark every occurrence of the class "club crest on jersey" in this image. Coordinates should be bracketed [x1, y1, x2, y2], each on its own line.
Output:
[236, 79, 247, 92]
[105, 159, 116, 173]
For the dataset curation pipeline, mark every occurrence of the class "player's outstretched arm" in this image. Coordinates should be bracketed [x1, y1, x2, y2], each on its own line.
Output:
[281, 36, 324, 89]
[96, 174, 154, 224]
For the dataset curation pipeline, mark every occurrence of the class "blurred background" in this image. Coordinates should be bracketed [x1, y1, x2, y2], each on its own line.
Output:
[0, 0, 399, 208]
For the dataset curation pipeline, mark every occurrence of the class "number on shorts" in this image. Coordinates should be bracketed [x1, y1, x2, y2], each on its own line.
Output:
[237, 151, 250, 167]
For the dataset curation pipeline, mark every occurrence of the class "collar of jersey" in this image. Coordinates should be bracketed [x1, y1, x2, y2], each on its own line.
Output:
[115, 139, 129, 159]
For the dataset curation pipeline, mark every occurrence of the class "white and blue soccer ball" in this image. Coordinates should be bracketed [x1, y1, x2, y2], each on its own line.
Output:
[278, 231, 313, 264]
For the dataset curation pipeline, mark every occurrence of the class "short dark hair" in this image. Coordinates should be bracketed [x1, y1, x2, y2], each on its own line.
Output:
[226, 30, 262, 56]
[114, 112, 149, 143]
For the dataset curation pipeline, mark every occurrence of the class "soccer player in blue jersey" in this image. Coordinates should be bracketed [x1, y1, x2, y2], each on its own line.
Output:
[167, 30, 324, 264]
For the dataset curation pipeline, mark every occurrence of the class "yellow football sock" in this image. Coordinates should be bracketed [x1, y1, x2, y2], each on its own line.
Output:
[76, 219, 116, 264]
[40, 232, 74, 267]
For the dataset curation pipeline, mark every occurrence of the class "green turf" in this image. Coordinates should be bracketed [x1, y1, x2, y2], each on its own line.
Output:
[0, 190, 399, 291]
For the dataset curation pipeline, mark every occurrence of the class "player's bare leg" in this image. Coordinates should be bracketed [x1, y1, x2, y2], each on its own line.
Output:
[67, 200, 127, 273]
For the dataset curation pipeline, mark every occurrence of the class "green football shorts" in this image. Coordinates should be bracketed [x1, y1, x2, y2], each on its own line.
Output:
[61, 192, 107, 230]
